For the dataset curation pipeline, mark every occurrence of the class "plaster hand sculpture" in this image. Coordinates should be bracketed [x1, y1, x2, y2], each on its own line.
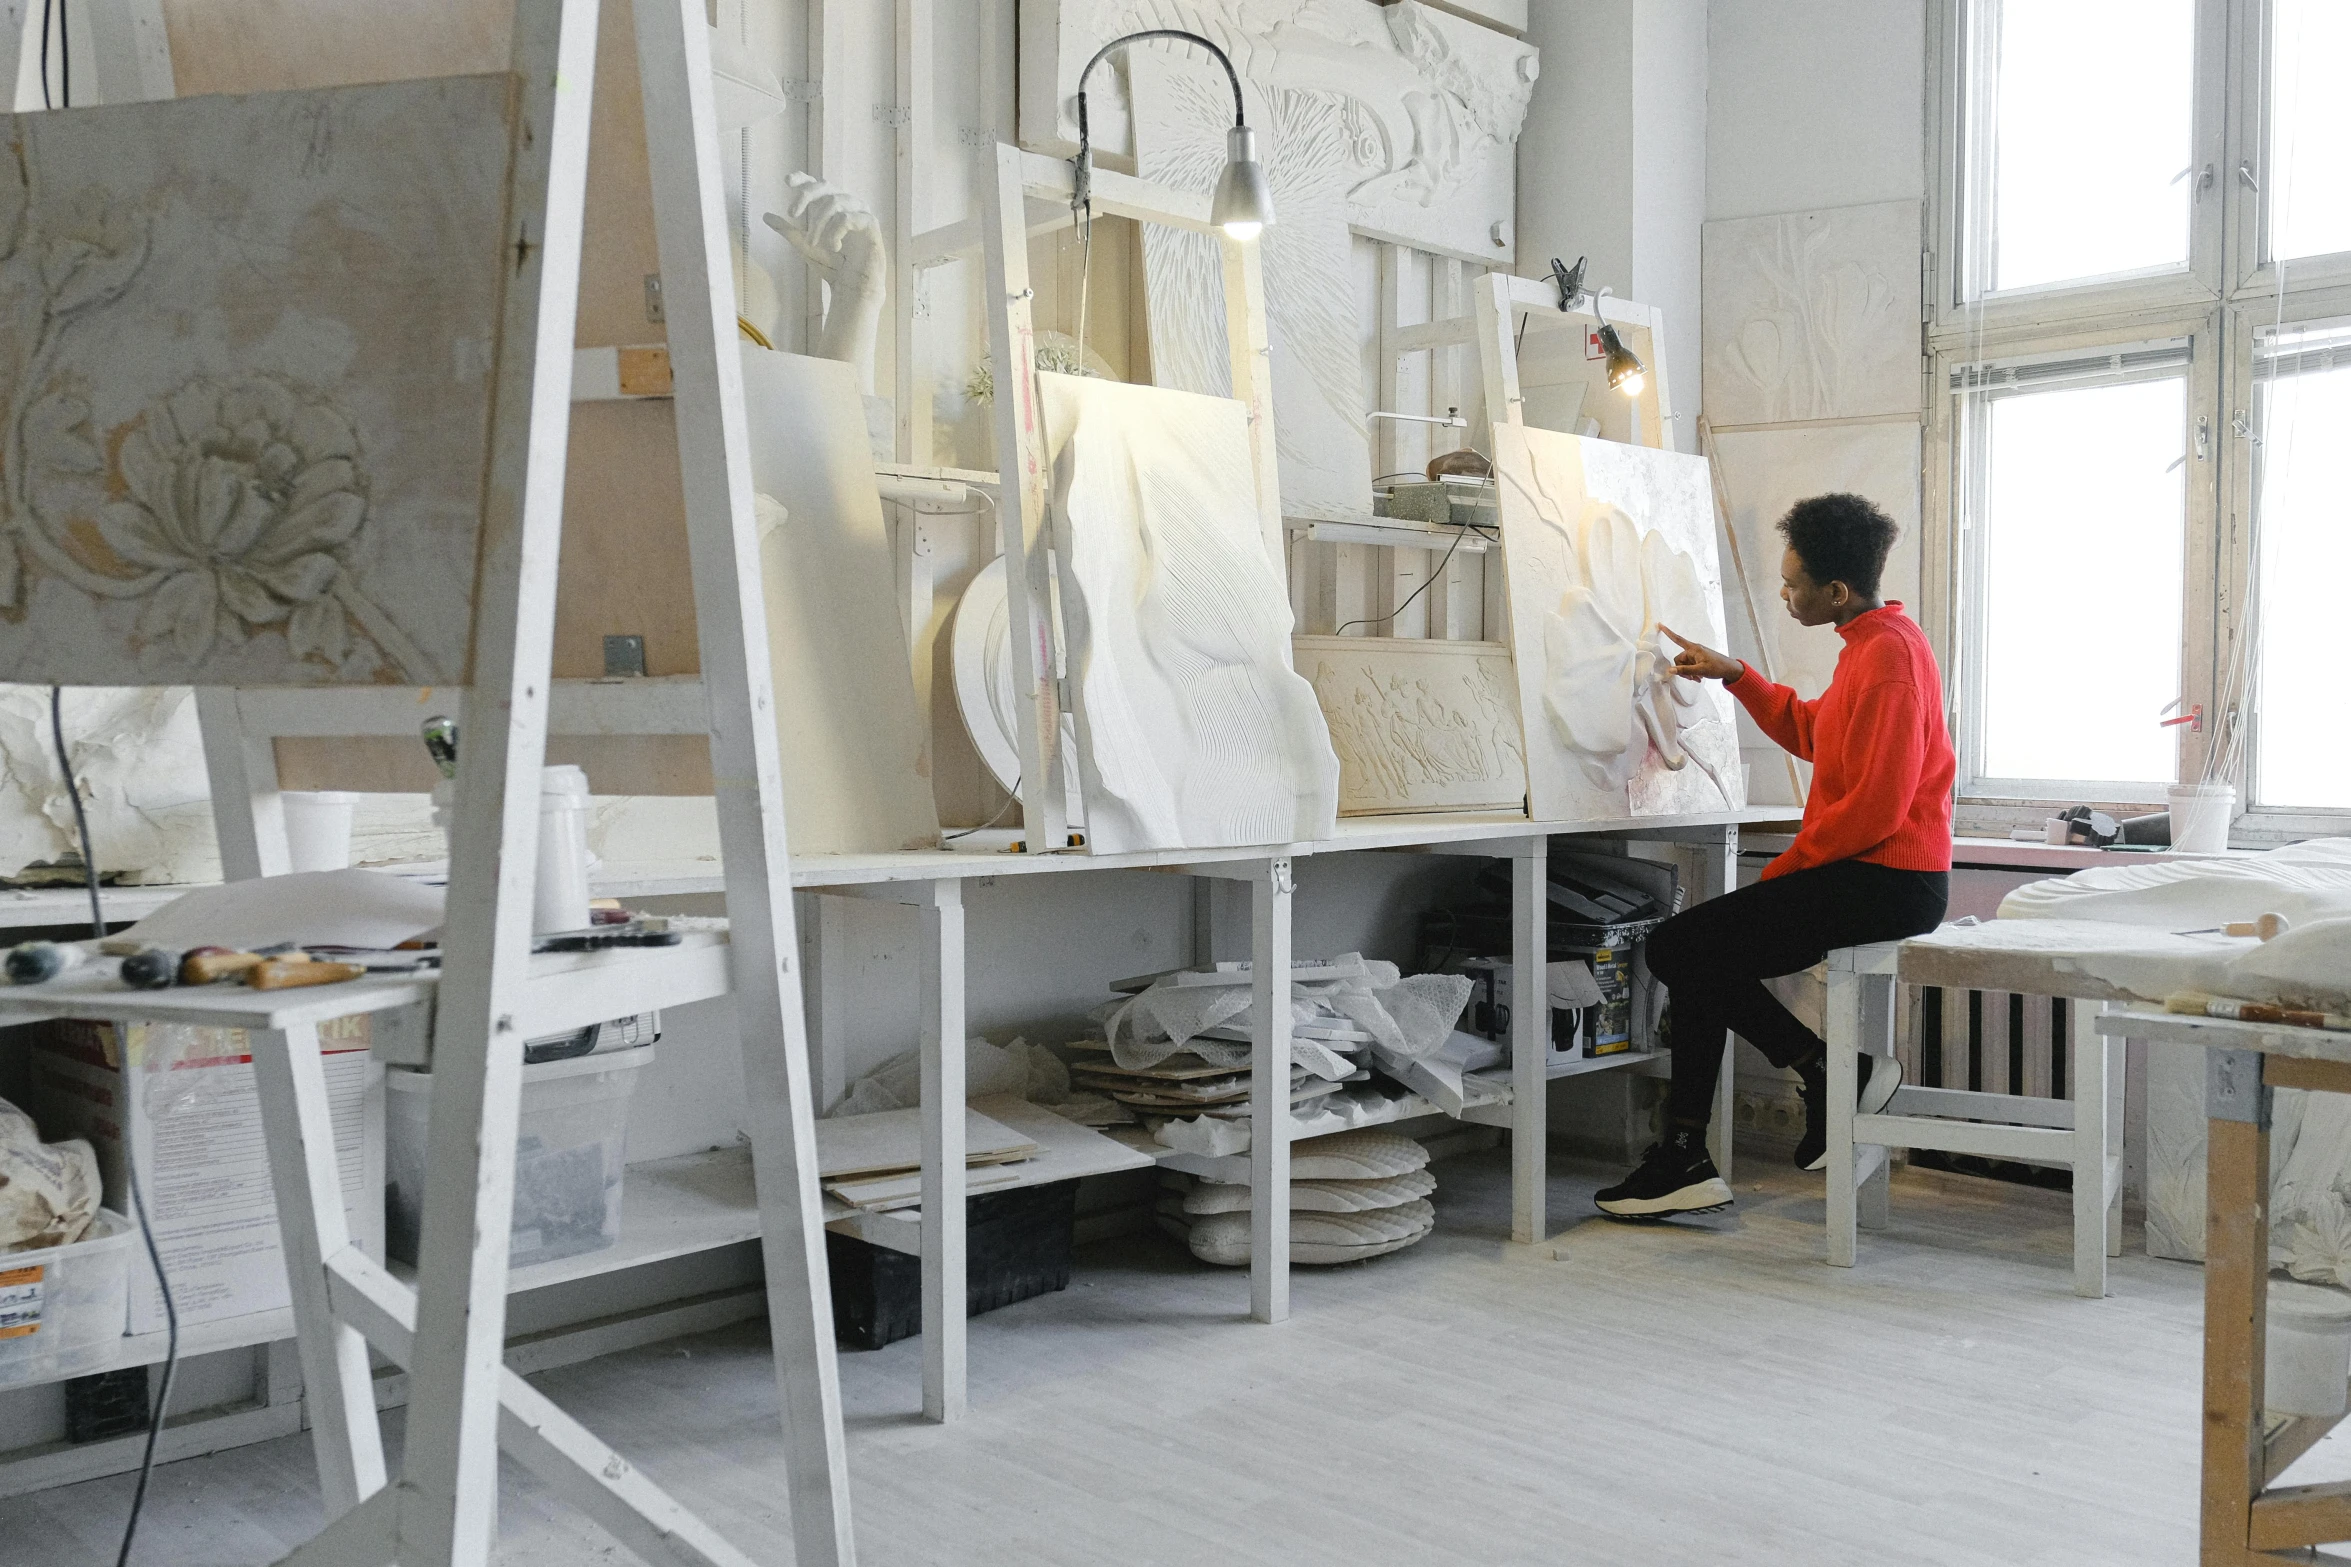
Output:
[763, 172, 887, 394]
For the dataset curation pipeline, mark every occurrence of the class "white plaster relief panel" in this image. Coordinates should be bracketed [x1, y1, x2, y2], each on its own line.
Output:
[1292, 635, 1523, 815]
[1700, 199, 1923, 427]
[0, 79, 515, 688]
[1492, 426, 1745, 823]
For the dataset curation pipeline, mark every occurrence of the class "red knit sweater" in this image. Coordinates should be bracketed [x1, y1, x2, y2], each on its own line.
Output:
[1728, 603, 1954, 881]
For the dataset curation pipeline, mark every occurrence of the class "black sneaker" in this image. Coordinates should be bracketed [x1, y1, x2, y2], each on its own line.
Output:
[1794, 1054, 1904, 1171]
[1595, 1131, 1732, 1219]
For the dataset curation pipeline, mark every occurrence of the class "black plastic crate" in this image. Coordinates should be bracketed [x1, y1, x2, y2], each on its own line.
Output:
[825, 1179, 1078, 1351]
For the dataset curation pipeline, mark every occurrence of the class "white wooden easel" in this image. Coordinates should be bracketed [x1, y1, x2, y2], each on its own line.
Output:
[0, 3, 856, 1564]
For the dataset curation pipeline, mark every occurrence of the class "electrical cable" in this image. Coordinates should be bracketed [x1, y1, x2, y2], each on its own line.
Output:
[38, 0, 50, 109]
[1331, 515, 1491, 638]
[49, 688, 176, 1567]
[943, 780, 1023, 841]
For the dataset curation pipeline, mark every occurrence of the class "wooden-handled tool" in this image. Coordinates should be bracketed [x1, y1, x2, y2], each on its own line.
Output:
[247, 957, 365, 991]
[180, 946, 287, 985]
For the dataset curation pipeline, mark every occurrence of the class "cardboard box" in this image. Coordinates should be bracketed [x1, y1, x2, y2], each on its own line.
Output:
[33, 1017, 383, 1335]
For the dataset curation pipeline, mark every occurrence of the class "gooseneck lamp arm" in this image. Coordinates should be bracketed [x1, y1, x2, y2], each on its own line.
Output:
[1071, 29, 1271, 239]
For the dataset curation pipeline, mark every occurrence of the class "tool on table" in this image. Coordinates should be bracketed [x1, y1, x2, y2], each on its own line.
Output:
[2166, 991, 2351, 1031]
[180, 945, 292, 985]
[247, 957, 365, 991]
[5, 941, 93, 984]
[532, 918, 682, 953]
[2176, 913, 2292, 941]
[421, 716, 459, 778]
[118, 949, 179, 990]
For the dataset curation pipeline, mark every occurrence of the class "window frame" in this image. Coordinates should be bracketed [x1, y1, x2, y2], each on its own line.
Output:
[1928, 0, 2351, 840]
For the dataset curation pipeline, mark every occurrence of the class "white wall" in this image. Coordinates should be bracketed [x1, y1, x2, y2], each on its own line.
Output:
[1518, 0, 1708, 453]
[1704, 0, 1927, 222]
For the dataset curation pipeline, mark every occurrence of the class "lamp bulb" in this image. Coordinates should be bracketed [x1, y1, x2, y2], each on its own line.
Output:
[1220, 219, 1263, 242]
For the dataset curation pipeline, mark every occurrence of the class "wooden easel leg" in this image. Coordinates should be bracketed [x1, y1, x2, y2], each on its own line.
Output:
[247, 1022, 386, 1518]
[1509, 840, 1547, 1246]
[194, 688, 289, 881]
[2072, 999, 2111, 1298]
[1250, 858, 1294, 1325]
[632, 0, 856, 1558]
[2203, 1049, 2270, 1565]
[919, 881, 968, 1423]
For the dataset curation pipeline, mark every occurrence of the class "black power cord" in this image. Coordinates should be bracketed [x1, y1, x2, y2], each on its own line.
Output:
[48, 688, 176, 1567]
[1332, 517, 1494, 638]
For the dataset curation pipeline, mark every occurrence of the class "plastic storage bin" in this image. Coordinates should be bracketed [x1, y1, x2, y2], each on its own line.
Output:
[2267, 1281, 2351, 1417]
[386, 1047, 653, 1272]
[0, 1209, 133, 1385]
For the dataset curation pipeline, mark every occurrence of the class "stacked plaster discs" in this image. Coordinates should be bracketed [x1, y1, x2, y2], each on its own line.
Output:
[1156, 1129, 1437, 1266]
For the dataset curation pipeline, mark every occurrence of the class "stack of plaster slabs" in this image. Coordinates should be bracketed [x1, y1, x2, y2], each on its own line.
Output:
[1158, 1130, 1436, 1266]
[1033, 373, 1339, 854]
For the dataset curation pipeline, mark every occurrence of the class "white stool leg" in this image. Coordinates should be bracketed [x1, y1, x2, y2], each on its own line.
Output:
[2105, 1027, 2126, 1259]
[2070, 998, 2110, 1298]
[1824, 966, 1860, 1267]
[1856, 971, 1895, 1231]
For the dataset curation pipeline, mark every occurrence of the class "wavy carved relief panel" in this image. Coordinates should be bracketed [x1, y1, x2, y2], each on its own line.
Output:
[0, 78, 513, 687]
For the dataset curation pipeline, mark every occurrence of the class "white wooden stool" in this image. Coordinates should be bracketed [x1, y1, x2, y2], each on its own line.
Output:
[1823, 938, 2125, 1297]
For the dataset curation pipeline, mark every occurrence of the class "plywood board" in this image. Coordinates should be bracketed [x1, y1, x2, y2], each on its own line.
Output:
[813, 1105, 1037, 1182]
[741, 348, 942, 854]
[1491, 426, 1745, 822]
[0, 79, 515, 688]
[1292, 635, 1525, 815]
[1036, 373, 1339, 853]
[1700, 199, 1923, 427]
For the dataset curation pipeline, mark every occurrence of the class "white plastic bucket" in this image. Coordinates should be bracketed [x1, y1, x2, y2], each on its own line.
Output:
[0, 1209, 133, 1386]
[535, 765, 593, 935]
[282, 791, 359, 872]
[2170, 783, 2236, 854]
[2267, 1281, 2351, 1417]
[385, 1046, 652, 1272]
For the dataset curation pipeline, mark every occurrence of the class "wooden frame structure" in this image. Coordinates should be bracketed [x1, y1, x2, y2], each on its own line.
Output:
[0, 3, 856, 1563]
[2096, 1008, 2351, 1563]
[906, 144, 1280, 857]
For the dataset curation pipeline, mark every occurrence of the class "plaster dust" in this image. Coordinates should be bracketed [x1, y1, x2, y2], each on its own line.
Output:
[1491, 426, 1746, 823]
[1037, 374, 1339, 856]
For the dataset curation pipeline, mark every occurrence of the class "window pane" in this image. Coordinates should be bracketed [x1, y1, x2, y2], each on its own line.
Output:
[1978, 377, 2184, 784]
[2254, 356, 2351, 808]
[1985, 0, 2195, 293]
[2270, 0, 2351, 261]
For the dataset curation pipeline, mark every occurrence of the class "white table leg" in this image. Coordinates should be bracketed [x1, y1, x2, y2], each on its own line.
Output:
[1510, 840, 1547, 1246]
[246, 1022, 386, 1517]
[1824, 968, 1861, 1267]
[1251, 858, 1294, 1325]
[1696, 826, 1737, 1184]
[2072, 998, 2112, 1297]
[919, 880, 968, 1422]
[2106, 1021, 2127, 1260]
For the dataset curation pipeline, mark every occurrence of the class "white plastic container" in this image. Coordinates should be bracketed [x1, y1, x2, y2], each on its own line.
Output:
[384, 1046, 652, 1272]
[2170, 782, 2237, 855]
[2266, 1281, 2351, 1417]
[282, 790, 360, 872]
[0, 1210, 133, 1385]
[535, 764, 593, 934]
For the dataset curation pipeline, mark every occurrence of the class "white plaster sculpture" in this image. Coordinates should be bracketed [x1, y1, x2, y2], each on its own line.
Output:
[947, 555, 1085, 826]
[0, 685, 217, 884]
[1491, 425, 1746, 821]
[1700, 200, 1924, 427]
[1033, 2, 1537, 523]
[739, 347, 941, 854]
[1036, 372, 1339, 855]
[1291, 634, 1525, 815]
[1180, 1198, 1435, 1265]
[0, 80, 513, 687]
[763, 172, 887, 395]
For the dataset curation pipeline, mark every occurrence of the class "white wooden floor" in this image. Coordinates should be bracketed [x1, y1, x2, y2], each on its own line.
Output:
[2, 1147, 2317, 1567]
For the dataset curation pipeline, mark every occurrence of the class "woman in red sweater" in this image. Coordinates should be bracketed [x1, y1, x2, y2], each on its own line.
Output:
[1596, 493, 1953, 1219]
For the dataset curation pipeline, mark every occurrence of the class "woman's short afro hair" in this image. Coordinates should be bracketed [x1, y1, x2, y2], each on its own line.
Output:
[1777, 493, 1899, 598]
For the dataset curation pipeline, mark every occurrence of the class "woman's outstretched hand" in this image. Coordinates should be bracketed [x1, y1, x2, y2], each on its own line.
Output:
[1659, 625, 1743, 683]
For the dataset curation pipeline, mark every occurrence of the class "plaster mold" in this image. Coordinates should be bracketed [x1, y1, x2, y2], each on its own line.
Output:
[1037, 373, 1338, 854]
[948, 556, 1084, 826]
[1491, 426, 1745, 821]
[0, 78, 516, 687]
[1065, 5, 1533, 522]
[1700, 199, 1923, 426]
[0, 685, 216, 885]
[1292, 635, 1523, 815]
[741, 347, 942, 855]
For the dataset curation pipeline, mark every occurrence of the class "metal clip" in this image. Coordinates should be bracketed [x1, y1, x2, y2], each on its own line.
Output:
[2209, 1048, 2271, 1128]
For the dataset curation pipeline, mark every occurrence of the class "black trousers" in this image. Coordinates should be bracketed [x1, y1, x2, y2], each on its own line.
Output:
[1645, 859, 1949, 1131]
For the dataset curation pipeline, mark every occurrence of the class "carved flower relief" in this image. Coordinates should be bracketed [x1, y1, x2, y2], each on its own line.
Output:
[1541, 505, 1716, 791]
[96, 377, 366, 662]
[39, 192, 150, 315]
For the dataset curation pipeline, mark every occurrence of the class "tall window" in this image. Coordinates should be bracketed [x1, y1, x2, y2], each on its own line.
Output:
[1931, 0, 2351, 833]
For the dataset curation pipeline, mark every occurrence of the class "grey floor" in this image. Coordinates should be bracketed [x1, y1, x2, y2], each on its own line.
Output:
[0, 1147, 2302, 1567]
